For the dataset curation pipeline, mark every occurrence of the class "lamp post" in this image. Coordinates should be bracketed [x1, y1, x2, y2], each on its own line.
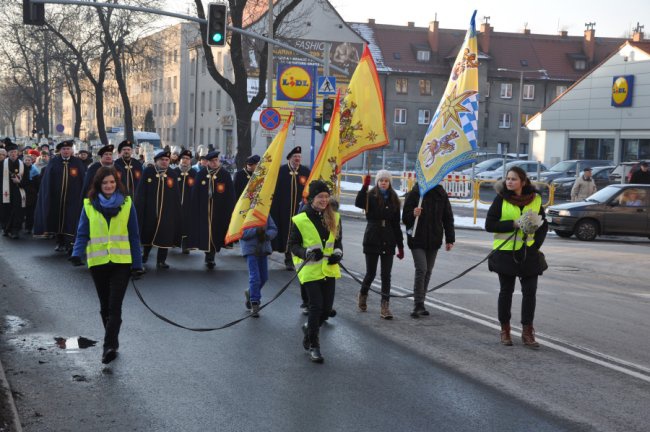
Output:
[497, 68, 547, 157]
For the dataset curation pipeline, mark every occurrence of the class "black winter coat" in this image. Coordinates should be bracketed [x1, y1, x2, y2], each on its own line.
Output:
[484, 185, 548, 277]
[402, 184, 455, 250]
[355, 186, 403, 255]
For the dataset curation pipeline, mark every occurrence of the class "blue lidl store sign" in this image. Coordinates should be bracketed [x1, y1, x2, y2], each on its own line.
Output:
[611, 75, 634, 107]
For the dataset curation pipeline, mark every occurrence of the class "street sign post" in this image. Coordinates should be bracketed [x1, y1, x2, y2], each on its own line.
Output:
[317, 76, 336, 95]
[259, 108, 281, 131]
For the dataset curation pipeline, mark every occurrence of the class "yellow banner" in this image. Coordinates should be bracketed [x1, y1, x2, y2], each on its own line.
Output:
[339, 45, 389, 164]
[225, 114, 292, 244]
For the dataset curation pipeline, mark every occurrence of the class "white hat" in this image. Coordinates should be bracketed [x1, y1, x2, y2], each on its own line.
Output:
[376, 169, 392, 183]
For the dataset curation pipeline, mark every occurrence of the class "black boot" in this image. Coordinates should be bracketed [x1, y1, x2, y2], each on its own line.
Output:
[101, 347, 118, 364]
[308, 335, 323, 363]
[301, 323, 310, 350]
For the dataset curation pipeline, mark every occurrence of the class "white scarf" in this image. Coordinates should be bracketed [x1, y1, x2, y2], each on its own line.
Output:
[2, 159, 26, 208]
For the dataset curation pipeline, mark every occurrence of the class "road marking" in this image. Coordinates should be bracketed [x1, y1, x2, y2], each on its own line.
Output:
[340, 268, 650, 384]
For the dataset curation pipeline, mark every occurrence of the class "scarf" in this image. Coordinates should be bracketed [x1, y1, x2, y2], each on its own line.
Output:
[2, 159, 26, 208]
[95, 192, 125, 218]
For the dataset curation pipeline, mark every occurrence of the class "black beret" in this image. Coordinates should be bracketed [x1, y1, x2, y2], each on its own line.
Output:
[286, 146, 302, 160]
[56, 140, 74, 150]
[117, 140, 133, 152]
[154, 150, 170, 160]
[5, 142, 18, 151]
[246, 154, 261, 165]
[179, 150, 193, 159]
[206, 150, 220, 160]
[98, 145, 114, 156]
[3, 137, 13, 146]
[307, 180, 331, 201]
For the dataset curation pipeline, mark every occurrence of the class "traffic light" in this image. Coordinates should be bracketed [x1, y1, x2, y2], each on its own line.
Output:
[322, 98, 335, 133]
[207, 2, 227, 47]
[313, 116, 323, 133]
[23, 0, 45, 26]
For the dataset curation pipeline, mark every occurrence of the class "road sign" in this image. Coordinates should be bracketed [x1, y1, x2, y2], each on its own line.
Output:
[55, 124, 65, 133]
[259, 108, 281, 130]
[317, 76, 336, 95]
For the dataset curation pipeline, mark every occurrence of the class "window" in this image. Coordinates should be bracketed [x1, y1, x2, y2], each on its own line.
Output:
[158, 78, 163, 92]
[199, 128, 204, 145]
[173, 76, 177, 89]
[395, 78, 408, 94]
[173, 50, 178, 63]
[216, 90, 222, 110]
[523, 84, 535, 100]
[190, 58, 196, 76]
[167, 77, 172, 91]
[208, 128, 211, 146]
[500, 83, 512, 99]
[209, 91, 213, 111]
[190, 93, 195, 113]
[416, 50, 430, 62]
[555, 85, 568, 98]
[574, 59, 586, 70]
[521, 113, 533, 126]
[172, 103, 176, 116]
[202, 57, 207, 75]
[419, 79, 432, 96]
[153, 104, 157, 116]
[393, 138, 406, 152]
[200, 92, 205, 112]
[215, 128, 220, 148]
[189, 128, 194, 145]
[172, 128, 176, 142]
[498, 113, 511, 128]
[225, 130, 234, 154]
[394, 108, 407, 124]
[418, 109, 431, 125]
[484, 83, 490, 98]
[167, 102, 172, 116]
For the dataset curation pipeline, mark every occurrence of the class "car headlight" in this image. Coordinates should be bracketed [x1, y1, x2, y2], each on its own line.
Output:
[558, 210, 572, 216]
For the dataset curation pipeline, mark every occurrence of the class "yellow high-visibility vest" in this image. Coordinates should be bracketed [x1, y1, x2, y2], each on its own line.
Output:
[493, 195, 541, 251]
[84, 197, 133, 267]
[292, 212, 341, 283]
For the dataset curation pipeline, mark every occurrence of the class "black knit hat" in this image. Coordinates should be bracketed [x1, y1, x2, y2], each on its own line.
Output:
[307, 180, 331, 201]
[117, 140, 133, 152]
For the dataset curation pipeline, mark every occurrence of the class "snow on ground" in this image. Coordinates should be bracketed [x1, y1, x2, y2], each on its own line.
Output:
[339, 204, 486, 229]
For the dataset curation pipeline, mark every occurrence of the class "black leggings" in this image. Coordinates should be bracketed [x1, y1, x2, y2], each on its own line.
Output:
[360, 253, 394, 302]
[497, 274, 538, 325]
[303, 277, 335, 342]
[89, 263, 131, 349]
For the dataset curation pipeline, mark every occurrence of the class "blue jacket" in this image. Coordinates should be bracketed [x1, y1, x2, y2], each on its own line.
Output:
[240, 216, 278, 257]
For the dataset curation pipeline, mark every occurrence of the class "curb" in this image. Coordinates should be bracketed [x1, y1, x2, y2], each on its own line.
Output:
[339, 211, 484, 231]
[0, 358, 22, 432]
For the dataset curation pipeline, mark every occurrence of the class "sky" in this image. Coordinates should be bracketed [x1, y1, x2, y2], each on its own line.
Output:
[166, 0, 650, 39]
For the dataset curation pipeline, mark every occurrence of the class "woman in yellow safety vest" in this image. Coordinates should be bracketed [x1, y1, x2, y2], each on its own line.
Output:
[289, 180, 342, 364]
[70, 166, 143, 364]
[485, 166, 548, 349]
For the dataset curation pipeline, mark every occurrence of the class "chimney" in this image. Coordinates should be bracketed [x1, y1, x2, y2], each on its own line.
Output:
[368, 18, 375, 25]
[407, 21, 415, 27]
[479, 22, 492, 54]
[559, 30, 568, 38]
[632, 23, 644, 41]
[583, 23, 596, 63]
[428, 20, 439, 53]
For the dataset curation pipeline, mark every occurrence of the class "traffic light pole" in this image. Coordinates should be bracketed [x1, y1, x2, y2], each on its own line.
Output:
[30, 0, 351, 76]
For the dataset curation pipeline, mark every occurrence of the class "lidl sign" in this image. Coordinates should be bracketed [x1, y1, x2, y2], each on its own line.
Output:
[611, 75, 634, 107]
[276, 64, 315, 102]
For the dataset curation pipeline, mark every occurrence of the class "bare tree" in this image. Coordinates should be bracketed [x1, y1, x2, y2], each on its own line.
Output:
[0, 82, 30, 137]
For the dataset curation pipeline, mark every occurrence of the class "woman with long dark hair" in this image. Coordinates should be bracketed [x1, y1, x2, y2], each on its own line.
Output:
[485, 166, 547, 348]
[355, 170, 404, 319]
[70, 166, 143, 364]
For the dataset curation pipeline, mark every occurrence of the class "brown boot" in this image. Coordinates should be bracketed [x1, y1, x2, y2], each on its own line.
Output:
[357, 292, 368, 312]
[522, 324, 540, 349]
[380, 300, 393, 320]
[500, 323, 513, 346]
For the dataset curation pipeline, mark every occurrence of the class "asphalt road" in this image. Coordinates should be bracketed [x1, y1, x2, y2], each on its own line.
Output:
[1, 218, 649, 431]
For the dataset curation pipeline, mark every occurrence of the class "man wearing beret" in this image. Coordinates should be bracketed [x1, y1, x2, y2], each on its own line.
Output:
[135, 149, 182, 269]
[33, 140, 87, 251]
[173, 149, 196, 253]
[1, 142, 29, 239]
[234, 154, 260, 199]
[82, 144, 114, 197]
[77, 149, 93, 168]
[188, 151, 235, 269]
[114, 140, 143, 197]
[270, 146, 310, 270]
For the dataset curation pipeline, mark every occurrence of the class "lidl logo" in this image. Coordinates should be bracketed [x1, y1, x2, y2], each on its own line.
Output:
[277, 64, 314, 102]
[611, 75, 634, 107]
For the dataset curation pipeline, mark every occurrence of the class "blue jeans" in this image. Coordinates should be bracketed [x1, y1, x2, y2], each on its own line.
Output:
[247, 255, 268, 303]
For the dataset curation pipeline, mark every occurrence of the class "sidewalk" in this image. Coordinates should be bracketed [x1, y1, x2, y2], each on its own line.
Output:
[0, 356, 22, 432]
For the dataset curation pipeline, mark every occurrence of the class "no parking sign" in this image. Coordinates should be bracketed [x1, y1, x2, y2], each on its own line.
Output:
[259, 108, 281, 131]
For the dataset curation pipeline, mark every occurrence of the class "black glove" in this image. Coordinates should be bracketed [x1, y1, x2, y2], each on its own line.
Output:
[328, 253, 342, 265]
[307, 248, 323, 261]
[68, 256, 83, 267]
[131, 268, 145, 280]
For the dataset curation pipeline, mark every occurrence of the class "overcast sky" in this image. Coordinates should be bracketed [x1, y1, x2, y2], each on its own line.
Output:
[165, 0, 649, 38]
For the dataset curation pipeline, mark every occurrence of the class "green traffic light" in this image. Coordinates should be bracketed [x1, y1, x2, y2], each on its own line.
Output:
[212, 33, 223, 43]
[323, 122, 330, 133]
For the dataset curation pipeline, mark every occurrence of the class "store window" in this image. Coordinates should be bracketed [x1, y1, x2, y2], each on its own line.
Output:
[569, 138, 615, 160]
[621, 139, 650, 161]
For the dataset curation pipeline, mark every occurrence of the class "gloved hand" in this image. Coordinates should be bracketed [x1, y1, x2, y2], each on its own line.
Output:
[518, 210, 543, 235]
[68, 255, 83, 267]
[328, 251, 342, 265]
[362, 175, 371, 188]
[396, 246, 404, 260]
[306, 247, 323, 261]
[131, 268, 145, 280]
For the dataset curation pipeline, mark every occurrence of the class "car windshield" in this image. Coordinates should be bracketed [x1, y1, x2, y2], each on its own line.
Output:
[548, 161, 575, 172]
[584, 186, 620, 203]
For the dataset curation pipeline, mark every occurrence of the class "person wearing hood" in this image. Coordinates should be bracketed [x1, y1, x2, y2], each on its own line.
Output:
[70, 166, 143, 364]
[485, 165, 548, 348]
[289, 180, 342, 364]
[354, 170, 404, 319]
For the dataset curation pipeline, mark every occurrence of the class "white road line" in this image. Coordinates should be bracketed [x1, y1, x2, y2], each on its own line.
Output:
[341, 268, 650, 384]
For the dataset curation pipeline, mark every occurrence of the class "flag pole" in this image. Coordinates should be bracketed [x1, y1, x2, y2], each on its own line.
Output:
[411, 196, 424, 237]
[365, 151, 372, 213]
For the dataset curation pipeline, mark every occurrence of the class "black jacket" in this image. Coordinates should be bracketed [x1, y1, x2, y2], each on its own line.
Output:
[355, 186, 403, 255]
[402, 184, 455, 250]
[630, 169, 650, 185]
[484, 184, 548, 277]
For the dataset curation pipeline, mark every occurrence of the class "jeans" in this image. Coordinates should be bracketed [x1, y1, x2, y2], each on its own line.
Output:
[303, 278, 336, 344]
[411, 248, 438, 304]
[246, 255, 268, 304]
[360, 253, 394, 302]
[497, 274, 538, 325]
[89, 263, 131, 349]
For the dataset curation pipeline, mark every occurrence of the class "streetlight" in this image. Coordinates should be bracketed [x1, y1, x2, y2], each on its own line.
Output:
[497, 68, 547, 157]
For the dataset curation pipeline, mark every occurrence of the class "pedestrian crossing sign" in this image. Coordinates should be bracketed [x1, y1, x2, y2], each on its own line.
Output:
[317, 76, 336, 95]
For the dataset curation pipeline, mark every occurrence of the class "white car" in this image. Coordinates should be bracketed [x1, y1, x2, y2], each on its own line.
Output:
[477, 160, 548, 181]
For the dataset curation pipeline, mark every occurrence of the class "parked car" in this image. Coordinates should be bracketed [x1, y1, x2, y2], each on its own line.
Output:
[530, 159, 613, 183]
[551, 166, 615, 201]
[546, 184, 650, 240]
[459, 157, 517, 176]
[609, 161, 648, 183]
[476, 160, 548, 181]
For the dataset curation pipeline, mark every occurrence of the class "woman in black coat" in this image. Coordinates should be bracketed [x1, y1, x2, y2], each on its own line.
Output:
[355, 170, 404, 319]
[485, 166, 547, 348]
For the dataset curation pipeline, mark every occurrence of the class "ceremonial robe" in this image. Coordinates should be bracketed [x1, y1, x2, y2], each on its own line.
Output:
[233, 168, 253, 201]
[269, 163, 310, 253]
[1, 158, 29, 234]
[114, 157, 143, 197]
[174, 167, 197, 241]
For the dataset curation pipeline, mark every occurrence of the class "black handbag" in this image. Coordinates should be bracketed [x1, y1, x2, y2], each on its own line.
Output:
[538, 251, 548, 272]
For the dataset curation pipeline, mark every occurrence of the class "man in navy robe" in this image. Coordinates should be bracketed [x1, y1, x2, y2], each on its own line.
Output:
[114, 139, 143, 197]
[233, 154, 259, 200]
[173, 149, 196, 253]
[82, 144, 114, 197]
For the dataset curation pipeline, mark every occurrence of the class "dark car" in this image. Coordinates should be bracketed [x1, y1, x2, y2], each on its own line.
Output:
[530, 159, 613, 183]
[551, 166, 615, 201]
[546, 184, 650, 240]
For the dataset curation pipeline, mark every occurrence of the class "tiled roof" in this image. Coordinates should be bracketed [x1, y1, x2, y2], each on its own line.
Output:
[629, 41, 650, 54]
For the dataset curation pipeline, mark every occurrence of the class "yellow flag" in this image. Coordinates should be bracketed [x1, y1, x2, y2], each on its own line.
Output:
[339, 45, 389, 164]
[303, 91, 342, 199]
[225, 114, 292, 244]
[416, 11, 479, 194]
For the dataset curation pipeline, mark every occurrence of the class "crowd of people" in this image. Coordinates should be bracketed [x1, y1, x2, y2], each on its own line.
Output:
[1, 136, 550, 365]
